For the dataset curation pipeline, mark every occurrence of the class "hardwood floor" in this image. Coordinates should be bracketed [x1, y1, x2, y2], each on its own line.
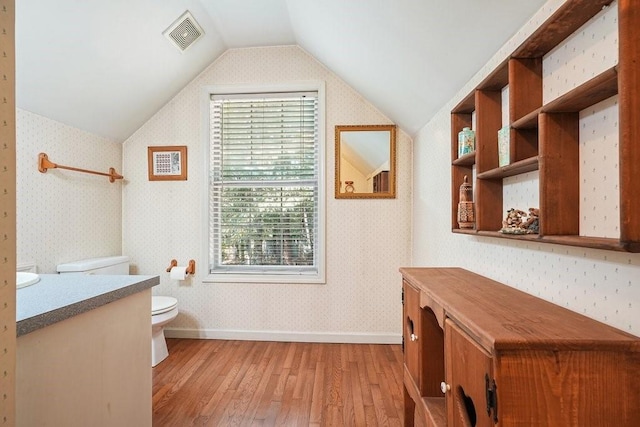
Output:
[152, 339, 405, 426]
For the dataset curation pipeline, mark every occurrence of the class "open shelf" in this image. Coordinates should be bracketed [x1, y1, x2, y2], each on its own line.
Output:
[512, 0, 616, 58]
[451, 151, 475, 166]
[450, 1, 640, 253]
[511, 66, 618, 129]
[476, 156, 538, 180]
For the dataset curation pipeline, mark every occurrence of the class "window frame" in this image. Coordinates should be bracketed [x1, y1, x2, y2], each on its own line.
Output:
[201, 82, 326, 284]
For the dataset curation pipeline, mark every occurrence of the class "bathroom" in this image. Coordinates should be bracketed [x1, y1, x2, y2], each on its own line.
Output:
[5, 0, 640, 425]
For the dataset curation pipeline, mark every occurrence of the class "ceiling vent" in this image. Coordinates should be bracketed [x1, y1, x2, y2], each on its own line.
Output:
[163, 11, 204, 53]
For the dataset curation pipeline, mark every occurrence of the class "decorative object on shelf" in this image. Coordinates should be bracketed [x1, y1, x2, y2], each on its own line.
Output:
[457, 175, 475, 229]
[344, 180, 355, 193]
[457, 127, 475, 157]
[500, 207, 539, 234]
[498, 126, 510, 167]
[522, 207, 540, 233]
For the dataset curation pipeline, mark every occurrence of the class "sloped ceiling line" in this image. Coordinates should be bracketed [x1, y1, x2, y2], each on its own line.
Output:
[16, 0, 546, 142]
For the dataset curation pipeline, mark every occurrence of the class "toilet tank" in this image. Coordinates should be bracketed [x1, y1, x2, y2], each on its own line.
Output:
[57, 256, 130, 275]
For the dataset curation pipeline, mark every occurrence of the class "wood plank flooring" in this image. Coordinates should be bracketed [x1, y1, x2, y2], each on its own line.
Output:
[152, 339, 405, 426]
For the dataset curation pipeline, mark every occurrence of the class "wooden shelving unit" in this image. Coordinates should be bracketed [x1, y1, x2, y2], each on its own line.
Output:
[451, 0, 640, 252]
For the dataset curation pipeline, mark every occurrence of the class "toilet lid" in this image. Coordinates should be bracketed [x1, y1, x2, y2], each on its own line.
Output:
[152, 296, 178, 315]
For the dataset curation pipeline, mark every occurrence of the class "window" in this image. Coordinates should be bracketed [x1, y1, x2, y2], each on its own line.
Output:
[204, 84, 325, 283]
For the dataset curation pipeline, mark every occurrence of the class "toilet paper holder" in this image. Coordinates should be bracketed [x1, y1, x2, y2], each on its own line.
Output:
[166, 259, 196, 275]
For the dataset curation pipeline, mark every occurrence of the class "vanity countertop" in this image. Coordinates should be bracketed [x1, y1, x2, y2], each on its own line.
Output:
[17, 274, 159, 337]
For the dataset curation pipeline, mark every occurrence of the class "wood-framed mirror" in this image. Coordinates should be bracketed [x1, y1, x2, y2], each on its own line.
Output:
[335, 124, 396, 199]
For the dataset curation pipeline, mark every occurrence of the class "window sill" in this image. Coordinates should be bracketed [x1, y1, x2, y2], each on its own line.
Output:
[202, 273, 326, 285]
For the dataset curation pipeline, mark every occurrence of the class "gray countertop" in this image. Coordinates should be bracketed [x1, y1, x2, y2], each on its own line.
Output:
[17, 274, 159, 337]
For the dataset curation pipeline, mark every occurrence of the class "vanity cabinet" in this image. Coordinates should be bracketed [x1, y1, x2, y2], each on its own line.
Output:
[451, 0, 640, 252]
[401, 267, 640, 426]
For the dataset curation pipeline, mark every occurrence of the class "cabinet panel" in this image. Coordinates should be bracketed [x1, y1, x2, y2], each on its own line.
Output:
[445, 320, 494, 427]
[403, 281, 421, 387]
[402, 267, 640, 427]
[420, 307, 444, 397]
[496, 349, 640, 426]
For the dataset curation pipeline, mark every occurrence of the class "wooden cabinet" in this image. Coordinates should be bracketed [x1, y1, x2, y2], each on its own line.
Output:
[451, 0, 640, 252]
[401, 267, 640, 426]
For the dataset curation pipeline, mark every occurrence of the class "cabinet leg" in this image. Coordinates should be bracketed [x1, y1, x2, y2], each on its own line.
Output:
[404, 384, 415, 426]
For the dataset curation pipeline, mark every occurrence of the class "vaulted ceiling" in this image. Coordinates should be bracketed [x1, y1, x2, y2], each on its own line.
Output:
[16, 0, 546, 142]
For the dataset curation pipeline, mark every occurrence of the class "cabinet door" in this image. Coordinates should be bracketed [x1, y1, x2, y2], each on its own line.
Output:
[403, 281, 421, 387]
[445, 319, 495, 427]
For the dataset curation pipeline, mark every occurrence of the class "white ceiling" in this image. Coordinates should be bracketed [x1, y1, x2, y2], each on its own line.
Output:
[16, 0, 546, 142]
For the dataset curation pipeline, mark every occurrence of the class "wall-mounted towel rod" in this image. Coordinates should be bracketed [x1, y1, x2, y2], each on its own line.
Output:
[38, 152, 124, 183]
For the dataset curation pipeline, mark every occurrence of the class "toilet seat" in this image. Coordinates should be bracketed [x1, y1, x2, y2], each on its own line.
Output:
[152, 296, 178, 315]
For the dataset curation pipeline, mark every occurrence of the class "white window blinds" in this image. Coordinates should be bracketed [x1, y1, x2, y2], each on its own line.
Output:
[209, 92, 320, 276]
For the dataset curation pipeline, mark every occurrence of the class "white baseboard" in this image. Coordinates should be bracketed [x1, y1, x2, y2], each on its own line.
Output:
[164, 328, 401, 344]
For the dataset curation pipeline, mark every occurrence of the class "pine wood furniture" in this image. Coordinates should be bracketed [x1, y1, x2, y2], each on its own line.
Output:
[401, 267, 640, 426]
[451, 0, 640, 252]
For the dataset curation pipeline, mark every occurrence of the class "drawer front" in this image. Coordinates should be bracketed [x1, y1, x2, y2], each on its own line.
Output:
[445, 319, 495, 427]
[403, 281, 421, 387]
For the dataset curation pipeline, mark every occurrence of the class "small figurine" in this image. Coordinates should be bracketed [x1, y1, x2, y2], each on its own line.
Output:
[500, 207, 539, 234]
[521, 208, 540, 234]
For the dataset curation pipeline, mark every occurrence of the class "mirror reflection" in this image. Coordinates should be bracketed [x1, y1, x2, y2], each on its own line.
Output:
[335, 124, 396, 198]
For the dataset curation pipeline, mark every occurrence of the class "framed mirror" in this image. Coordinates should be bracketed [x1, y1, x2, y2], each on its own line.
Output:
[335, 124, 396, 199]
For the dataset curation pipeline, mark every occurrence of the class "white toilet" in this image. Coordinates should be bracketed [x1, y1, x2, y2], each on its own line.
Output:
[151, 295, 178, 366]
[56, 256, 179, 367]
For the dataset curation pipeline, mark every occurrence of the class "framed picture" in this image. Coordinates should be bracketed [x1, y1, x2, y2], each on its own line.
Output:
[148, 146, 187, 181]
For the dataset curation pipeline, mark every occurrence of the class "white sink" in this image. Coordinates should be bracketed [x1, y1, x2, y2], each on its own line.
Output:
[17, 272, 40, 289]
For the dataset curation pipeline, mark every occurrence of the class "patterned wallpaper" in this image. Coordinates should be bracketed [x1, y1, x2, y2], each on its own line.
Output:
[122, 46, 412, 342]
[414, 0, 639, 336]
[16, 110, 123, 274]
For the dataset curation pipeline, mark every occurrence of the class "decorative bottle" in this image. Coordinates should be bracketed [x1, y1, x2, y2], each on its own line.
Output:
[457, 175, 475, 229]
[458, 127, 475, 157]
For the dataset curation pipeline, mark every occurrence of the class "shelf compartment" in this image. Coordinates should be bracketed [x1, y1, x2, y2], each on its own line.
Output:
[509, 58, 542, 122]
[512, 0, 615, 58]
[423, 397, 446, 427]
[474, 231, 632, 252]
[476, 156, 538, 180]
[451, 111, 474, 230]
[453, 231, 635, 253]
[511, 108, 540, 130]
[477, 59, 509, 91]
[539, 112, 580, 236]
[512, 66, 619, 130]
[451, 152, 475, 166]
[545, 66, 619, 113]
[404, 367, 446, 427]
[452, 228, 478, 235]
[451, 93, 475, 115]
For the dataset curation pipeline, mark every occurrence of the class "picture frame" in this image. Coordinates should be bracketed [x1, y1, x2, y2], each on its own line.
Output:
[148, 146, 187, 181]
